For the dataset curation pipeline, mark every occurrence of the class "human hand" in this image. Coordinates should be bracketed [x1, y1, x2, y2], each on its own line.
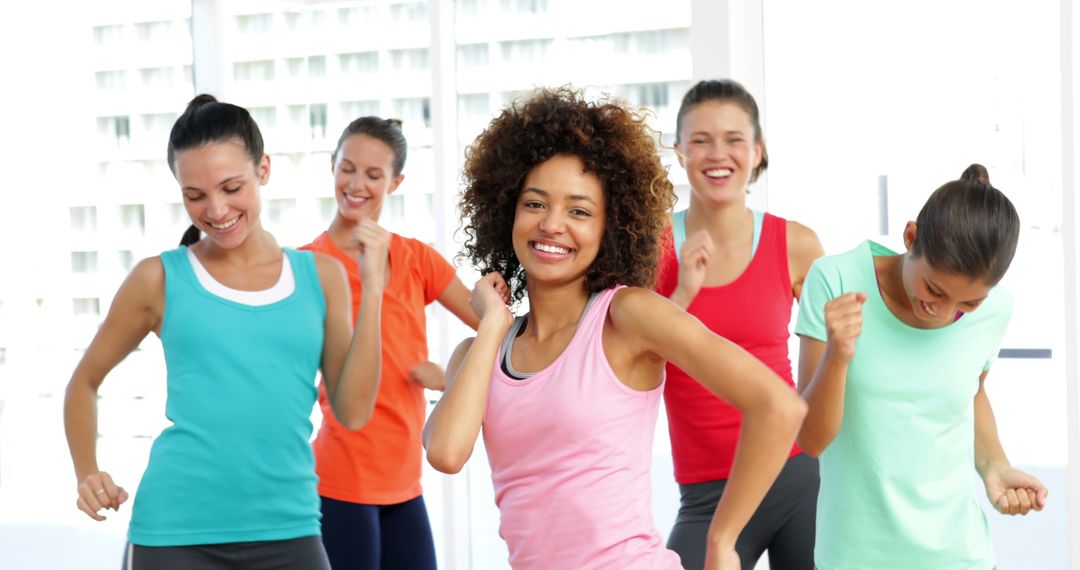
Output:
[824, 292, 866, 362]
[673, 230, 714, 307]
[353, 219, 391, 291]
[984, 466, 1048, 515]
[470, 273, 512, 329]
[408, 361, 446, 391]
[76, 471, 128, 521]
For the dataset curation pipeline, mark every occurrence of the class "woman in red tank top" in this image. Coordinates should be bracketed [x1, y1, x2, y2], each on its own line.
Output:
[657, 79, 825, 570]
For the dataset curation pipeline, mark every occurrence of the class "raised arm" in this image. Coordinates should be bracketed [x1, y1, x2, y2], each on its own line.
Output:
[318, 219, 389, 430]
[423, 272, 512, 474]
[610, 288, 806, 566]
[795, 292, 866, 456]
[974, 370, 1048, 515]
[438, 276, 481, 330]
[64, 257, 164, 521]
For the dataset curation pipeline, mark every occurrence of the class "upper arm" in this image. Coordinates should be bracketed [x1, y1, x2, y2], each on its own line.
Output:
[438, 277, 480, 330]
[443, 336, 477, 391]
[609, 288, 787, 410]
[72, 257, 164, 389]
[313, 252, 352, 387]
[787, 220, 825, 301]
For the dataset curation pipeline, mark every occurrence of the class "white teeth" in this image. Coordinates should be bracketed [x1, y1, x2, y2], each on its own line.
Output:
[534, 242, 571, 255]
[705, 168, 733, 178]
[210, 217, 239, 230]
[345, 195, 369, 205]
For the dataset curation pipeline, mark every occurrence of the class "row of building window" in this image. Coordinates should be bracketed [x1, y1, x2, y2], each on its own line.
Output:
[95, 66, 192, 91]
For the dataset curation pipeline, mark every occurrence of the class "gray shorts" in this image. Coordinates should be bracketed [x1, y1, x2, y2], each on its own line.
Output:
[122, 535, 330, 570]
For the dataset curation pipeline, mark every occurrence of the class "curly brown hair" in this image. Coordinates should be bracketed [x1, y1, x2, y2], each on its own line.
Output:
[459, 87, 675, 305]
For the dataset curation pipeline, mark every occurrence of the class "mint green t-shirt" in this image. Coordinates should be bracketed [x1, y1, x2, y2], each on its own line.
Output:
[795, 240, 1011, 570]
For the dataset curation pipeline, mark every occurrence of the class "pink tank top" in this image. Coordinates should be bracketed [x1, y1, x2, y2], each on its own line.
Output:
[482, 286, 683, 570]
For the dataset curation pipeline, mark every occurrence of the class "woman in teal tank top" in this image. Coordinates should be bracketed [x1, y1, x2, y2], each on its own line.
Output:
[64, 95, 388, 569]
[796, 165, 1049, 570]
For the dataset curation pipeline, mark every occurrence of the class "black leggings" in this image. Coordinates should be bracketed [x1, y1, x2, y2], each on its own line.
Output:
[667, 453, 819, 570]
[320, 494, 437, 570]
[122, 535, 330, 570]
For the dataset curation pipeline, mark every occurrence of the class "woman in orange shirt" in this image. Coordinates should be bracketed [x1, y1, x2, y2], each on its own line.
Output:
[302, 117, 477, 569]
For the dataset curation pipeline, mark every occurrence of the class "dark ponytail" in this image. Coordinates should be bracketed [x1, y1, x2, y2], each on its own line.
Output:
[168, 94, 265, 247]
[911, 163, 1019, 285]
[334, 116, 408, 176]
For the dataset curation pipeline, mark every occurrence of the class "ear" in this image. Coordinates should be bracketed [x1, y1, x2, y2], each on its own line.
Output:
[673, 144, 687, 169]
[903, 221, 917, 250]
[258, 154, 271, 185]
[388, 174, 405, 195]
[330, 153, 337, 174]
[752, 139, 765, 170]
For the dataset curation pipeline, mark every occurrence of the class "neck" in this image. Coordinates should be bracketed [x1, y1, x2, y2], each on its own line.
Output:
[197, 226, 279, 265]
[327, 213, 361, 253]
[523, 278, 592, 341]
[685, 193, 753, 245]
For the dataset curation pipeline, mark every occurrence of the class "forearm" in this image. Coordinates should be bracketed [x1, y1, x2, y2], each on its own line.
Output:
[974, 384, 1010, 479]
[797, 346, 850, 455]
[669, 287, 693, 310]
[64, 378, 102, 482]
[424, 320, 506, 473]
[707, 391, 805, 549]
[329, 288, 384, 430]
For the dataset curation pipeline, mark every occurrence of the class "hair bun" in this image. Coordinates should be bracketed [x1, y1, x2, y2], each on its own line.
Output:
[184, 93, 219, 114]
[387, 118, 403, 128]
[960, 163, 990, 186]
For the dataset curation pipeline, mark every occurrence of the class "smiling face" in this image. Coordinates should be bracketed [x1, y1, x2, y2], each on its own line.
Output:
[900, 222, 992, 325]
[174, 139, 269, 249]
[512, 154, 606, 290]
[675, 100, 764, 205]
[332, 134, 403, 223]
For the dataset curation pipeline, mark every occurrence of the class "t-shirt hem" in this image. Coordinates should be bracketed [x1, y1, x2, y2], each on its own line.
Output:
[128, 523, 320, 547]
[317, 483, 423, 506]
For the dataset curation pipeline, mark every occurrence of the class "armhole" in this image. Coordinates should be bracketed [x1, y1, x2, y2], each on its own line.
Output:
[671, 210, 688, 263]
[751, 209, 765, 258]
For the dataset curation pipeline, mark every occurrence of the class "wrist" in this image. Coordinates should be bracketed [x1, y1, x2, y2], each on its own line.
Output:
[670, 287, 694, 308]
[478, 312, 512, 335]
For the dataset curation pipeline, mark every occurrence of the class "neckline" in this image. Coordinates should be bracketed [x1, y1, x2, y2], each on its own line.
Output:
[182, 247, 298, 308]
[862, 240, 965, 336]
[498, 290, 604, 385]
[674, 209, 765, 292]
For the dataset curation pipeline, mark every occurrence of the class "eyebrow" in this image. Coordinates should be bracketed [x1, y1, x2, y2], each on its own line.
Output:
[182, 174, 244, 192]
[926, 278, 987, 304]
[522, 187, 598, 206]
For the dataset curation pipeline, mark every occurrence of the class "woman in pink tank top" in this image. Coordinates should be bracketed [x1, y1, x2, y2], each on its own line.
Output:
[657, 80, 825, 570]
[423, 87, 807, 570]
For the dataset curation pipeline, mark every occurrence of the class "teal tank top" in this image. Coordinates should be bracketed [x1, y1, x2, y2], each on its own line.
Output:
[128, 247, 326, 546]
[671, 208, 765, 263]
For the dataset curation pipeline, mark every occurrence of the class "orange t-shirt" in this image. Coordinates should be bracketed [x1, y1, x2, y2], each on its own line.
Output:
[302, 231, 456, 504]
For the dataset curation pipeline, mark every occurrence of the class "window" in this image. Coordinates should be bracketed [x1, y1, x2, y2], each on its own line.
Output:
[71, 252, 99, 274]
[457, 43, 489, 68]
[339, 52, 379, 74]
[95, 70, 127, 91]
[139, 66, 177, 88]
[72, 298, 101, 318]
[249, 107, 277, 129]
[613, 29, 689, 55]
[392, 97, 431, 128]
[142, 113, 176, 141]
[389, 2, 427, 22]
[236, 13, 273, 35]
[390, 48, 429, 71]
[458, 93, 490, 118]
[338, 6, 376, 26]
[309, 104, 328, 140]
[624, 82, 670, 110]
[135, 20, 173, 42]
[266, 198, 296, 226]
[98, 116, 131, 148]
[499, 39, 552, 63]
[70, 207, 97, 233]
[309, 56, 326, 78]
[119, 205, 146, 235]
[94, 24, 126, 46]
[341, 100, 381, 121]
[500, 0, 549, 14]
[118, 250, 136, 272]
[318, 197, 337, 224]
[233, 60, 275, 82]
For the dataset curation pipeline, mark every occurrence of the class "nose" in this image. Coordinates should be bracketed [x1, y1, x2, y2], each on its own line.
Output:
[538, 209, 566, 235]
[207, 194, 230, 221]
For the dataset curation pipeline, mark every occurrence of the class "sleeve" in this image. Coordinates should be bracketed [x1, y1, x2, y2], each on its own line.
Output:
[794, 258, 835, 342]
[416, 239, 457, 305]
[982, 288, 1014, 372]
[653, 225, 679, 297]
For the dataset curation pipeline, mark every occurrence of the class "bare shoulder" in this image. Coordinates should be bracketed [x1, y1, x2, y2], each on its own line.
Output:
[312, 251, 347, 282]
[123, 256, 165, 301]
[786, 220, 822, 252]
[608, 286, 678, 332]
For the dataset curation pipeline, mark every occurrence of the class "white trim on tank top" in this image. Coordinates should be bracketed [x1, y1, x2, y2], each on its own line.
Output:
[186, 247, 295, 306]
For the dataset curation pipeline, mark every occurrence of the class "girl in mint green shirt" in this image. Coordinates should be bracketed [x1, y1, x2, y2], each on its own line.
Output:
[795, 164, 1048, 570]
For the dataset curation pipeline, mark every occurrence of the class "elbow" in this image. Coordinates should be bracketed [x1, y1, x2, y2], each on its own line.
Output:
[796, 432, 826, 457]
[334, 404, 374, 432]
[426, 446, 468, 475]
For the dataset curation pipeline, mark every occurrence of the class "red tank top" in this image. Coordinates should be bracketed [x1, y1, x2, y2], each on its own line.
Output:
[656, 212, 801, 484]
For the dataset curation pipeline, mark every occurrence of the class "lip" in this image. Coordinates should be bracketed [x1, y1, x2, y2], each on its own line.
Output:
[205, 214, 242, 237]
[701, 167, 735, 185]
[528, 239, 574, 260]
[342, 193, 370, 208]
